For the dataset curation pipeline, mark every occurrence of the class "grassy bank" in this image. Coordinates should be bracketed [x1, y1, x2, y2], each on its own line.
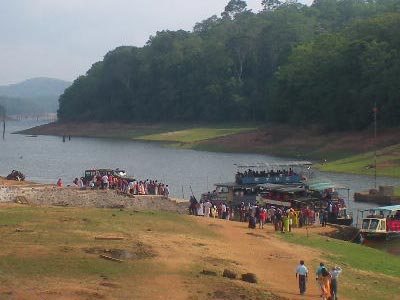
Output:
[316, 144, 400, 178]
[18, 122, 257, 143]
[279, 229, 400, 300]
[137, 126, 257, 143]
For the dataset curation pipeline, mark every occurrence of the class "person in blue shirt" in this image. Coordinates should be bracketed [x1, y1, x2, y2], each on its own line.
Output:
[295, 260, 308, 295]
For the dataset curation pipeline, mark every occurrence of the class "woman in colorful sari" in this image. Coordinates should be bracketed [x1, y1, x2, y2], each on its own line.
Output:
[316, 263, 331, 300]
[282, 213, 290, 233]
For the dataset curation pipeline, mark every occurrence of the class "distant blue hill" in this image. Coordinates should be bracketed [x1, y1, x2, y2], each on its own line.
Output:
[0, 77, 71, 114]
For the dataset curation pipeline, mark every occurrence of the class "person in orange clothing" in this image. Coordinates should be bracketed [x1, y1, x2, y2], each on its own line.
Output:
[316, 262, 331, 300]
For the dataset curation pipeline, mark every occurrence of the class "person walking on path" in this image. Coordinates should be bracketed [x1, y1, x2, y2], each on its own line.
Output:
[296, 260, 308, 295]
[330, 265, 342, 300]
[316, 262, 331, 300]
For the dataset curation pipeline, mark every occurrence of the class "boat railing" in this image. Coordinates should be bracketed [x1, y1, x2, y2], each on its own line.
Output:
[238, 174, 302, 185]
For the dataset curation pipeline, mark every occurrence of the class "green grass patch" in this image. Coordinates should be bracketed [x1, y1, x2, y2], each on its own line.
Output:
[0, 254, 132, 279]
[0, 206, 217, 280]
[316, 144, 400, 178]
[137, 127, 256, 143]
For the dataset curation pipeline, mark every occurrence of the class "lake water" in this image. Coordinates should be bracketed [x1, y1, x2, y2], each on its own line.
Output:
[1, 119, 399, 254]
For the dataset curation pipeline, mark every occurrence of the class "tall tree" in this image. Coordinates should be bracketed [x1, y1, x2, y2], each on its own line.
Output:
[222, 0, 248, 19]
[262, 0, 282, 11]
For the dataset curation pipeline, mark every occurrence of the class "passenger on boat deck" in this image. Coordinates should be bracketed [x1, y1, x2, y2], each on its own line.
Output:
[235, 168, 297, 183]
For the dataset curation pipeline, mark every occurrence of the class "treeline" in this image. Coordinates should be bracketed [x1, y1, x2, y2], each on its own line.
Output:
[58, 0, 400, 131]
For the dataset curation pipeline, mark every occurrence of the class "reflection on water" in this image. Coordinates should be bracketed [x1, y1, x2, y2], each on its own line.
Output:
[1, 120, 400, 255]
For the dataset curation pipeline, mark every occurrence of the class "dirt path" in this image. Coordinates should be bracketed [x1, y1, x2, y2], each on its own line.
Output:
[189, 216, 335, 300]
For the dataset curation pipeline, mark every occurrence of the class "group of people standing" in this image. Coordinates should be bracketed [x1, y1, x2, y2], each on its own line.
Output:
[70, 175, 170, 197]
[189, 198, 234, 219]
[296, 260, 342, 300]
[190, 198, 333, 232]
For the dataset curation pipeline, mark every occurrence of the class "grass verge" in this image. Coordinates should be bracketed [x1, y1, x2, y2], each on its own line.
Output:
[137, 127, 256, 143]
[315, 144, 400, 178]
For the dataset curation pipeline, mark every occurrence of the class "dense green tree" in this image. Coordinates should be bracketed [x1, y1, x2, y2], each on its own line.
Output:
[57, 0, 400, 130]
[221, 0, 249, 19]
[262, 0, 282, 11]
[268, 12, 400, 130]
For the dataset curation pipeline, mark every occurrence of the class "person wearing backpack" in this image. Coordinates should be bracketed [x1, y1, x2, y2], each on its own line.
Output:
[316, 262, 331, 300]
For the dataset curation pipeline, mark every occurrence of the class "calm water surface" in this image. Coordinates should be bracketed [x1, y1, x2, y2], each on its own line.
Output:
[1, 120, 399, 254]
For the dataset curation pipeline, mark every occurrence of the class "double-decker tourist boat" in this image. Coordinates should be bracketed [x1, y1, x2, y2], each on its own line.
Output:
[201, 161, 311, 205]
[360, 205, 400, 240]
[200, 161, 353, 225]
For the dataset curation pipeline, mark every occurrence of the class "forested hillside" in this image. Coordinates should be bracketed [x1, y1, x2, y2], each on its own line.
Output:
[58, 0, 400, 131]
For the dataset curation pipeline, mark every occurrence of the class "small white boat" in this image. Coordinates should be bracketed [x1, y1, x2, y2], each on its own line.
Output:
[360, 205, 400, 240]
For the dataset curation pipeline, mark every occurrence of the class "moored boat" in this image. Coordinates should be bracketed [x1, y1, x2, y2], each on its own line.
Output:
[360, 205, 400, 240]
[307, 181, 353, 226]
[200, 162, 353, 225]
[201, 161, 311, 206]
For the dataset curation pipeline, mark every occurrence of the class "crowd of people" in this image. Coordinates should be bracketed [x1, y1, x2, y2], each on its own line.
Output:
[235, 168, 297, 183]
[65, 173, 170, 197]
[189, 198, 333, 231]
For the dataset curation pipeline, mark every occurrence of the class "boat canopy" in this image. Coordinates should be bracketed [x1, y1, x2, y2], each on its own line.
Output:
[257, 183, 305, 193]
[235, 161, 312, 169]
[214, 182, 256, 189]
[361, 205, 400, 213]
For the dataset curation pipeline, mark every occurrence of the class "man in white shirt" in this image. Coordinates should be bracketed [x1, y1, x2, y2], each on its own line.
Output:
[101, 174, 109, 189]
[77, 177, 84, 189]
[295, 260, 308, 295]
[221, 203, 227, 219]
[204, 200, 212, 217]
[331, 265, 342, 300]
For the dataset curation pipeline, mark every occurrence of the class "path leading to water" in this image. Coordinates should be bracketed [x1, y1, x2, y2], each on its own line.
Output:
[190, 216, 332, 300]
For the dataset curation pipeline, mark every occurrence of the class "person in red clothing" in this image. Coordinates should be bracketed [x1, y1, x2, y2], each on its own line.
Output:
[56, 178, 63, 187]
[259, 208, 267, 229]
[217, 204, 223, 218]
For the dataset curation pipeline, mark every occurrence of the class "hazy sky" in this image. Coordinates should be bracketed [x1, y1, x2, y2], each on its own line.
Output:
[0, 0, 310, 85]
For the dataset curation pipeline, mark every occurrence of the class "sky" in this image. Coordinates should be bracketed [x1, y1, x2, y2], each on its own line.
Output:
[0, 0, 311, 85]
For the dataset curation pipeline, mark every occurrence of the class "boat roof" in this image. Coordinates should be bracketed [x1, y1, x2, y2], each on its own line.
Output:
[214, 182, 257, 188]
[361, 205, 400, 212]
[235, 161, 312, 169]
[258, 183, 305, 193]
[214, 182, 303, 190]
